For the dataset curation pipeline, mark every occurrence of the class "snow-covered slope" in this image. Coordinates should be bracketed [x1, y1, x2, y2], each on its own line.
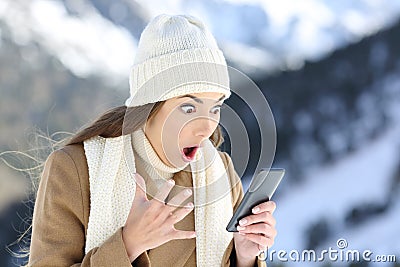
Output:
[137, 0, 400, 75]
[0, 0, 136, 85]
[274, 124, 399, 244]
[272, 72, 400, 266]
[2, 0, 400, 80]
[1, 1, 399, 265]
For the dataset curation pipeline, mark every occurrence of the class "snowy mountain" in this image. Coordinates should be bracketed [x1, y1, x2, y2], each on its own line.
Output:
[2, 0, 400, 80]
[255, 22, 400, 266]
[138, 0, 400, 75]
[0, 0, 136, 85]
[1, 1, 400, 266]
[273, 94, 400, 265]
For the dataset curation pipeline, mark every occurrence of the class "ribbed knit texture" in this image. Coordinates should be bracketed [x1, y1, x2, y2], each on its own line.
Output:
[133, 15, 219, 65]
[125, 14, 231, 107]
[131, 128, 183, 180]
[131, 129, 183, 196]
[83, 129, 233, 266]
[83, 135, 136, 253]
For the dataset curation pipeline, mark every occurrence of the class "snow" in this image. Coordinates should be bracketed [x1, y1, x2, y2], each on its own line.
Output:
[0, 0, 137, 85]
[270, 74, 400, 265]
[1, 1, 399, 265]
[2, 0, 400, 79]
[337, 197, 400, 253]
[274, 122, 400, 245]
[133, 0, 400, 75]
[222, 0, 400, 69]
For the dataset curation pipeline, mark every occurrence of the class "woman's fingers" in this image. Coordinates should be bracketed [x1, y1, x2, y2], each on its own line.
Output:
[152, 179, 176, 205]
[237, 223, 277, 239]
[166, 202, 194, 224]
[133, 173, 148, 201]
[123, 178, 196, 259]
[238, 211, 276, 227]
[170, 229, 197, 240]
[252, 201, 276, 214]
[141, 179, 176, 219]
[167, 188, 193, 208]
[239, 233, 275, 249]
[129, 174, 149, 212]
[233, 201, 278, 258]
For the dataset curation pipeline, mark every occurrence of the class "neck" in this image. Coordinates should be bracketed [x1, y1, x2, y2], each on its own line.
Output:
[131, 129, 186, 180]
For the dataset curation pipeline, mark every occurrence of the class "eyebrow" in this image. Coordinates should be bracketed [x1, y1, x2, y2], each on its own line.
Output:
[178, 94, 225, 104]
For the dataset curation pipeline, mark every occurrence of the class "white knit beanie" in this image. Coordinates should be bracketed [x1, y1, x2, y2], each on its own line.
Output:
[125, 14, 231, 107]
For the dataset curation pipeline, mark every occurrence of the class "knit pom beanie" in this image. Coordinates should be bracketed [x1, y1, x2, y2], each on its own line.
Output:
[125, 14, 231, 107]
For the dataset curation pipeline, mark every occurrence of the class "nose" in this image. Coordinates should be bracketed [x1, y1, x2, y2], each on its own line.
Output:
[194, 117, 216, 138]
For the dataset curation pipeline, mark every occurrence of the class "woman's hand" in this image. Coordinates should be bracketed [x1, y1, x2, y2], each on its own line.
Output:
[122, 174, 196, 262]
[233, 201, 277, 266]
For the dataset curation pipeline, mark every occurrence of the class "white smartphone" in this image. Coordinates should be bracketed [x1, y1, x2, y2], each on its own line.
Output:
[226, 168, 285, 232]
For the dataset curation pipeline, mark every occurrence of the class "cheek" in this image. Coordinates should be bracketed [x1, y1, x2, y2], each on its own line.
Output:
[159, 111, 187, 154]
[178, 125, 192, 141]
[161, 115, 186, 139]
[210, 118, 219, 131]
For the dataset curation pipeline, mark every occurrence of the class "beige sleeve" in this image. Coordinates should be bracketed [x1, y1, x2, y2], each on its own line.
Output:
[28, 149, 135, 267]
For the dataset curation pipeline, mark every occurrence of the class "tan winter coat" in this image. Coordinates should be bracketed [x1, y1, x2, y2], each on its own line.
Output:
[28, 143, 266, 266]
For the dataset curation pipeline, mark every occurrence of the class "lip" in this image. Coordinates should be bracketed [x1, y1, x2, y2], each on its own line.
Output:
[181, 145, 200, 162]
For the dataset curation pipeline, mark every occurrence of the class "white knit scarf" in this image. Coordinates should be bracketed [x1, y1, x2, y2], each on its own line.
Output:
[83, 130, 233, 266]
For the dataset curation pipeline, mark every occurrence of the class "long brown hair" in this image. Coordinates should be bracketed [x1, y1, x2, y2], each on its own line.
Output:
[8, 100, 224, 265]
[65, 102, 224, 148]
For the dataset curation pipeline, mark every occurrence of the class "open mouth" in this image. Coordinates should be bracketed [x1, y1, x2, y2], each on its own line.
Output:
[182, 146, 199, 162]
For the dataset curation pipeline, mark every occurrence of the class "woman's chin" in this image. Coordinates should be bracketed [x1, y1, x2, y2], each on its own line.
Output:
[166, 155, 191, 169]
[181, 153, 195, 162]
[164, 148, 199, 168]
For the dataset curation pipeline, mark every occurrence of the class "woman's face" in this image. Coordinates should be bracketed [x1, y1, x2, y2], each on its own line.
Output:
[144, 92, 225, 168]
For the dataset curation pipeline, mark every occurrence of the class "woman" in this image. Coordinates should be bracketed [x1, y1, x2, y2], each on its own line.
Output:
[28, 14, 277, 267]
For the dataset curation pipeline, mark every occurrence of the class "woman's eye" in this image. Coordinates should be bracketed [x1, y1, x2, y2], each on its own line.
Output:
[210, 105, 222, 115]
[180, 104, 196, 114]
